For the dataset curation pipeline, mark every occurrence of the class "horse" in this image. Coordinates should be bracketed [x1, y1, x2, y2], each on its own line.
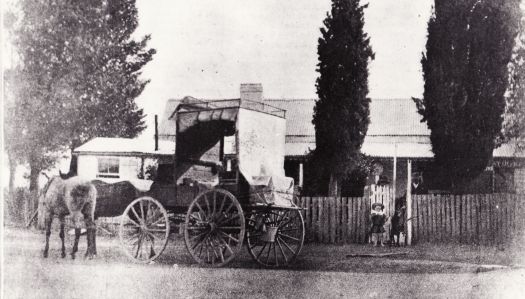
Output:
[40, 176, 97, 259]
[390, 195, 406, 246]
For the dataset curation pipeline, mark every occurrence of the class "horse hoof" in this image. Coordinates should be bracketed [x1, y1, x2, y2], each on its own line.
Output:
[71, 254, 76, 260]
[43, 252, 48, 258]
[61, 252, 66, 258]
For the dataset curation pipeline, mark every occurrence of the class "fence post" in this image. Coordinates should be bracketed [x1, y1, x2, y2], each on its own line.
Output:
[406, 159, 413, 245]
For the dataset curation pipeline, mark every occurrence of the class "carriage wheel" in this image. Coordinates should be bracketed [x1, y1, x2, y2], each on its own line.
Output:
[246, 207, 305, 267]
[119, 196, 170, 263]
[184, 189, 245, 267]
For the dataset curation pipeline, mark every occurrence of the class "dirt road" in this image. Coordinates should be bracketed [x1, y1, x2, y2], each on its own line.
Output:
[3, 227, 524, 298]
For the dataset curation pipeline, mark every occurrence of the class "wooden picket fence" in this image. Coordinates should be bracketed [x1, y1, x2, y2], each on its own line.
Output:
[411, 193, 525, 245]
[296, 193, 525, 245]
[295, 197, 371, 244]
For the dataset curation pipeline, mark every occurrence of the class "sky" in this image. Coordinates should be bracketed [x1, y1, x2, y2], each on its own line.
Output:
[133, 0, 434, 140]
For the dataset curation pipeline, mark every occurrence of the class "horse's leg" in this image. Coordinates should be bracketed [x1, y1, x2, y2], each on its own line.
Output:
[43, 212, 53, 258]
[71, 227, 81, 259]
[59, 216, 66, 258]
[84, 215, 97, 259]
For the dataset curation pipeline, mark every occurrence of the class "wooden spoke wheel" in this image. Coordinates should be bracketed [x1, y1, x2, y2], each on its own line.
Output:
[119, 197, 170, 263]
[184, 189, 245, 267]
[246, 207, 305, 267]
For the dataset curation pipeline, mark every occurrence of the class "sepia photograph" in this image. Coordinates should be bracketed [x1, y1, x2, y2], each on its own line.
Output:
[2, 0, 525, 298]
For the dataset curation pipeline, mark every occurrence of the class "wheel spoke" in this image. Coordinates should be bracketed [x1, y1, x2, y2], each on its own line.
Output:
[134, 233, 143, 258]
[194, 202, 206, 220]
[211, 236, 225, 263]
[192, 232, 209, 250]
[246, 233, 264, 239]
[140, 200, 145, 220]
[197, 239, 205, 259]
[212, 192, 217, 217]
[256, 243, 267, 259]
[218, 230, 239, 243]
[145, 230, 161, 241]
[216, 234, 234, 255]
[130, 206, 142, 222]
[273, 241, 278, 266]
[278, 228, 300, 233]
[186, 226, 207, 231]
[145, 228, 168, 232]
[148, 211, 165, 226]
[204, 194, 211, 219]
[276, 238, 288, 263]
[217, 226, 242, 230]
[265, 243, 272, 265]
[216, 213, 240, 226]
[189, 229, 209, 241]
[279, 232, 300, 242]
[277, 236, 296, 254]
[122, 216, 141, 228]
[223, 200, 235, 215]
[217, 194, 226, 214]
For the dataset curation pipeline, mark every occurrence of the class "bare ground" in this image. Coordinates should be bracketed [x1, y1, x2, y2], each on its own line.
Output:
[3, 225, 525, 298]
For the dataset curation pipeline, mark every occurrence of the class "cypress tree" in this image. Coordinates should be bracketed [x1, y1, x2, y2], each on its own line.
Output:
[414, 0, 521, 190]
[312, 0, 374, 196]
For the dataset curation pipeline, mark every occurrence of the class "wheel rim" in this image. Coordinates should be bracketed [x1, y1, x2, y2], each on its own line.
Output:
[246, 208, 305, 267]
[184, 189, 245, 267]
[119, 197, 170, 263]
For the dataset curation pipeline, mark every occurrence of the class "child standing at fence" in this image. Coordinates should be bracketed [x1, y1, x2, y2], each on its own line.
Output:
[370, 203, 387, 246]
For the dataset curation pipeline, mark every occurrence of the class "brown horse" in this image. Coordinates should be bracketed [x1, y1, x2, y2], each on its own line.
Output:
[40, 176, 97, 259]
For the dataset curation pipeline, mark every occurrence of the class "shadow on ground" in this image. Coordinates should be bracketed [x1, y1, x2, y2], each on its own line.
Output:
[3, 225, 523, 274]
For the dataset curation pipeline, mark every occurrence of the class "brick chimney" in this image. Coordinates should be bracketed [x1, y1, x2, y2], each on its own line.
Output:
[240, 83, 263, 102]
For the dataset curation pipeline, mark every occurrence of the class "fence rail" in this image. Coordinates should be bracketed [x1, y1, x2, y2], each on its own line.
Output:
[296, 193, 525, 245]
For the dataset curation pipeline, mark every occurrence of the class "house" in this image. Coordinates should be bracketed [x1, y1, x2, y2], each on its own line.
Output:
[73, 137, 174, 182]
[73, 83, 524, 195]
[159, 83, 525, 195]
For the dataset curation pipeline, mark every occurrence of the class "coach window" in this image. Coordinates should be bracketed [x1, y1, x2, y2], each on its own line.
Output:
[97, 157, 120, 178]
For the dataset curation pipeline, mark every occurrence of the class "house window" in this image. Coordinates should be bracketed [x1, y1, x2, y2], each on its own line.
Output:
[97, 157, 120, 178]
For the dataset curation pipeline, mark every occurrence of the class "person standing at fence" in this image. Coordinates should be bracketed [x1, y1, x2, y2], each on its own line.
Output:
[370, 203, 387, 246]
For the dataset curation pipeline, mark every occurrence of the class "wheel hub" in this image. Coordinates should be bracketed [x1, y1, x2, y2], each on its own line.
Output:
[260, 226, 278, 242]
[209, 222, 217, 232]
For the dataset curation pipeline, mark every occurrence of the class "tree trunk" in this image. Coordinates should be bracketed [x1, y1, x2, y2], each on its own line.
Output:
[28, 158, 41, 226]
[328, 173, 340, 197]
[8, 154, 16, 193]
[67, 143, 80, 176]
[68, 153, 78, 176]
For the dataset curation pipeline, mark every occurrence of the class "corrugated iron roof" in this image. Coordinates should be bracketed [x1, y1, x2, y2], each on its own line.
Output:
[153, 97, 521, 159]
[160, 98, 429, 139]
[74, 137, 174, 156]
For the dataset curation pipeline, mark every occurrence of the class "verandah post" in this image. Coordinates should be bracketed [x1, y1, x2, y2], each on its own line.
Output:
[407, 159, 413, 245]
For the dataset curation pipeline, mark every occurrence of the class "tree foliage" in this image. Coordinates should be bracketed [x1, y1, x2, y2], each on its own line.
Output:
[500, 17, 525, 151]
[414, 0, 521, 189]
[5, 0, 155, 189]
[312, 0, 374, 196]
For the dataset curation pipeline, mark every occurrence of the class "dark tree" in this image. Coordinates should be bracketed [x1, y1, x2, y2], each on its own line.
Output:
[5, 0, 155, 190]
[414, 0, 521, 190]
[500, 18, 525, 151]
[312, 0, 374, 196]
